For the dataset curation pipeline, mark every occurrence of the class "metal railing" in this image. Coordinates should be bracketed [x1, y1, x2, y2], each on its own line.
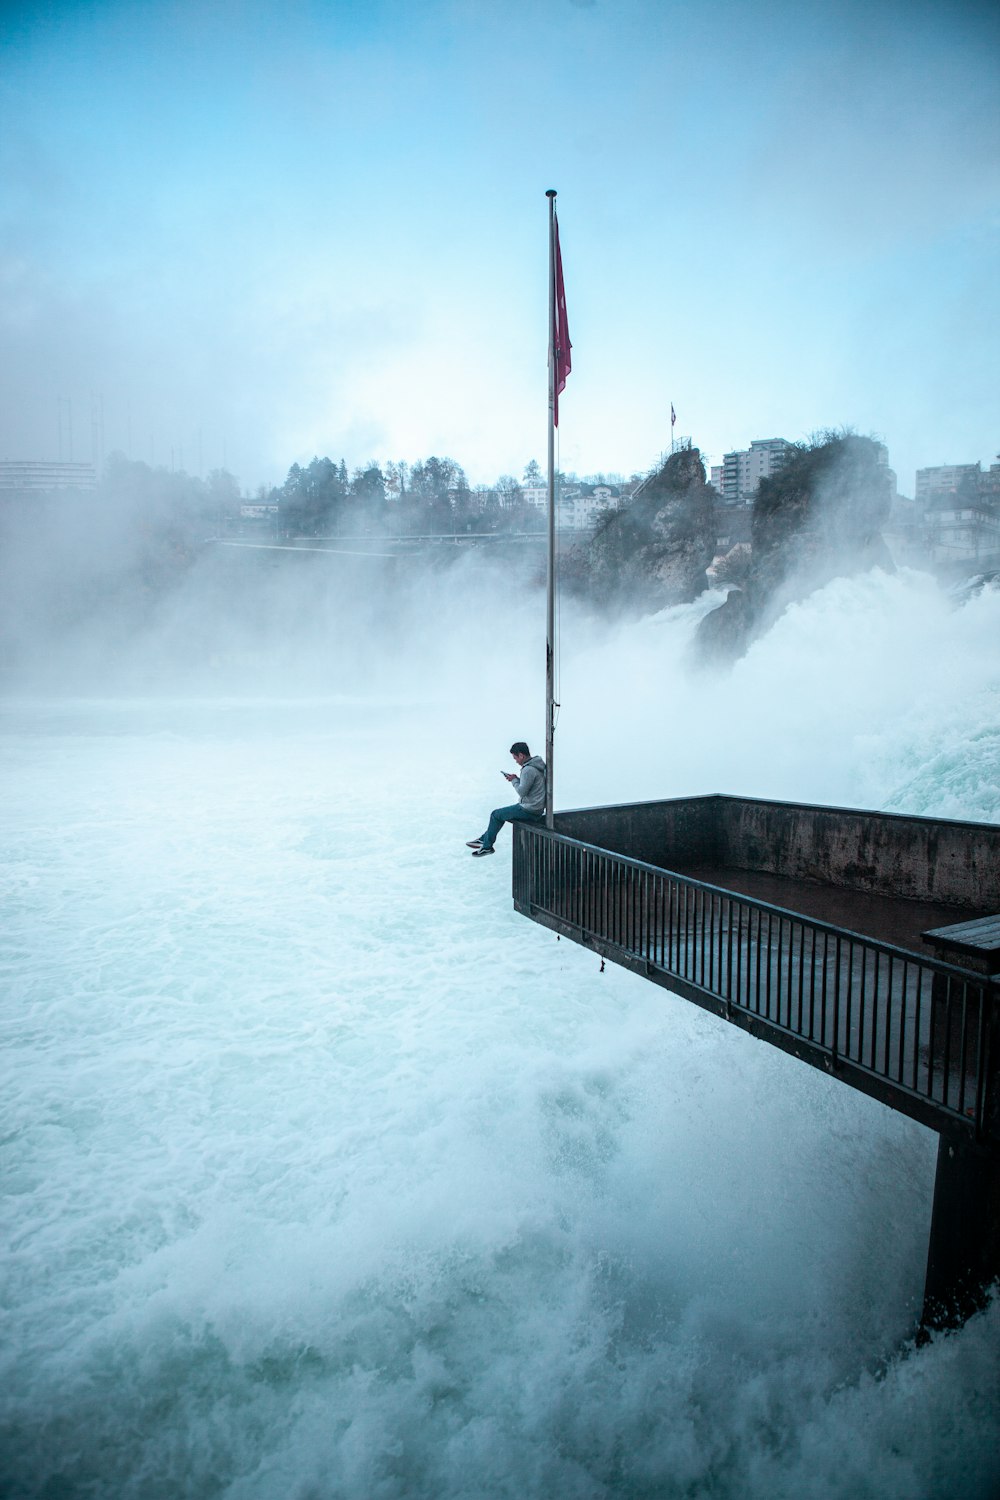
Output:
[513, 825, 998, 1142]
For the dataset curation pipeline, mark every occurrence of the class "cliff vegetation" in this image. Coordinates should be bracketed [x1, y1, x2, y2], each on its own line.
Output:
[696, 433, 895, 662]
[570, 445, 718, 614]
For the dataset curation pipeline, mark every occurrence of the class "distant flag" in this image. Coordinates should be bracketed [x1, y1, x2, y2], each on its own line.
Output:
[553, 210, 572, 427]
[671, 403, 676, 427]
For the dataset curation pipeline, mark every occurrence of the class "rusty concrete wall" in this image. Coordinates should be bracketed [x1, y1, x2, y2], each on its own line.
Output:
[553, 796, 721, 869]
[715, 798, 1000, 907]
[554, 795, 1000, 909]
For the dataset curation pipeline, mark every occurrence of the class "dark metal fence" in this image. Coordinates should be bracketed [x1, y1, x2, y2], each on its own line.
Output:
[513, 824, 998, 1143]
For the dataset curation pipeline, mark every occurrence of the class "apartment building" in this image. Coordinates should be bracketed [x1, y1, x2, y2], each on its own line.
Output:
[915, 463, 982, 506]
[718, 439, 791, 506]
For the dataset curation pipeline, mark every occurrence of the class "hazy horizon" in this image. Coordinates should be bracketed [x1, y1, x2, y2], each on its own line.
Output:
[2, 0, 997, 494]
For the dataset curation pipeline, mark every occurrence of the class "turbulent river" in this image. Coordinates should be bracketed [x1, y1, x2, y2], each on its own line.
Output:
[2, 557, 999, 1499]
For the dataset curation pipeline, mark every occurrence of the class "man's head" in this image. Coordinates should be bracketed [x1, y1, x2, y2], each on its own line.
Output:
[509, 741, 530, 766]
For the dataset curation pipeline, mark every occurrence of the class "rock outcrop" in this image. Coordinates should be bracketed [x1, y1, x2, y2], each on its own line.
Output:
[583, 446, 717, 614]
[696, 433, 895, 662]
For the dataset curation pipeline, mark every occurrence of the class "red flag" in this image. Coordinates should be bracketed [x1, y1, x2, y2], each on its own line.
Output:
[553, 212, 571, 427]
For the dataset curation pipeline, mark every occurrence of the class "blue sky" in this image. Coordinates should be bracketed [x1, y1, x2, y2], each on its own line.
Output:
[1, 0, 997, 492]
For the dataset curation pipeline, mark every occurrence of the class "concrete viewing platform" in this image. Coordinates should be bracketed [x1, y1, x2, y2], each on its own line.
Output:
[655, 861, 976, 957]
[548, 793, 998, 952]
[512, 794, 1000, 1333]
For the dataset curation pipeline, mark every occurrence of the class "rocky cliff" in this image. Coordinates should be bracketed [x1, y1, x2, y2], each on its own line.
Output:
[581, 446, 717, 614]
[696, 433, 895, 662]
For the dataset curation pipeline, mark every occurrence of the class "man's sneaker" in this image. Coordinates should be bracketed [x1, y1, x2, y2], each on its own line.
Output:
[471, 846, 495, 857]
[466, 839, 483, 848]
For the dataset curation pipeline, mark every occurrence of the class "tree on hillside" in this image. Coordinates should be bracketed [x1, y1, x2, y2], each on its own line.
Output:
[280, 458, 348, 535]
[407, 457, 465, 532]
[384, 460, 408, 500]
[496, 474, 524, 511]
[349, 463, 386, 531]
[450, 469, 479, 531]
[206, 468, 241, 519]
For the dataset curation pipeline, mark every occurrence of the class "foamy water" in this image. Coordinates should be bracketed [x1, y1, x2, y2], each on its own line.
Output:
[2, 567, 998, 1498]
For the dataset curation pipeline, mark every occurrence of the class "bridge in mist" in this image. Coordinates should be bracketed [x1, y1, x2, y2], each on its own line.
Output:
[210, 530, 558, 556]
[513, 795, 1000, 1335]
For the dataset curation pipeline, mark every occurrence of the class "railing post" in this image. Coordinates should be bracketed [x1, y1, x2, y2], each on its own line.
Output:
[922, 1131, 1000, 1332]
[922, 982, 1000, 1332]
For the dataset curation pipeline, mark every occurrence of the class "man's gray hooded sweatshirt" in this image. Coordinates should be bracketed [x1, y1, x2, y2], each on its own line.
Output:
[512, 756, 547, 815]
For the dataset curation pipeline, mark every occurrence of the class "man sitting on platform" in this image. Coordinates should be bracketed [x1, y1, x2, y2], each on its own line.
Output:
[468, 742, 546, 857]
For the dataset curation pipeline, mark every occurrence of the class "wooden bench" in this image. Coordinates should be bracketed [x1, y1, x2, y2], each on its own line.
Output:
[922, 914, 1000, 977]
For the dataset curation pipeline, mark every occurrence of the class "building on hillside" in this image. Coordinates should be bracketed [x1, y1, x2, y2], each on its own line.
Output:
[919, 456, 1000, 508]
[589, 484, 617, 513]
[980, 458, 1000, 503]
[924, 498, 1000, 563]
[915, 463, 983, 507]
[915, 459, 1000, 564]
[523, 482, 617, 531]
[719, 439, 791, 506]
[0, 460, 97, 492]
[558, 488, 609, 530]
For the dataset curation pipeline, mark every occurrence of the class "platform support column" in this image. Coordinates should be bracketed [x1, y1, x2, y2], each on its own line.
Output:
[922, 1134, 1000, 1331]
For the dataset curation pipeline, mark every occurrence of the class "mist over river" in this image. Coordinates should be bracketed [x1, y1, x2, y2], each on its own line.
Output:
[2, 556, 999, 1499]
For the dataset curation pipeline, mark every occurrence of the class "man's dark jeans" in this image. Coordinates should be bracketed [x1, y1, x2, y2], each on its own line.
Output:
[479, 803, 544, 850]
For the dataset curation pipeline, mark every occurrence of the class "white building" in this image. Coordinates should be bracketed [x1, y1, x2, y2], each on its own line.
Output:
[0, 460, 96, 491]
[925, 502, 1000, 562]
[558, 489, 611, 530]
[523, 483, 614, 530]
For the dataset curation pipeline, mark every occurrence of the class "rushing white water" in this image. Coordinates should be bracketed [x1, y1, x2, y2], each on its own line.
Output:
[2, 564, 999, 1499]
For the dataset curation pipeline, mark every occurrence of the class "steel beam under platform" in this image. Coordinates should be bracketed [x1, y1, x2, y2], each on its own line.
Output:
[512, 796, 1000, 1333]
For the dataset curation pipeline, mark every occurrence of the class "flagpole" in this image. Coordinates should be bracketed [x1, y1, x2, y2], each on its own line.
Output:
[545, 189, 557, 831]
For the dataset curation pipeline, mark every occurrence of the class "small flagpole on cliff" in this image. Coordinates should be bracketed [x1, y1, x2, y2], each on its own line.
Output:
[545, 191, 557, 830]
